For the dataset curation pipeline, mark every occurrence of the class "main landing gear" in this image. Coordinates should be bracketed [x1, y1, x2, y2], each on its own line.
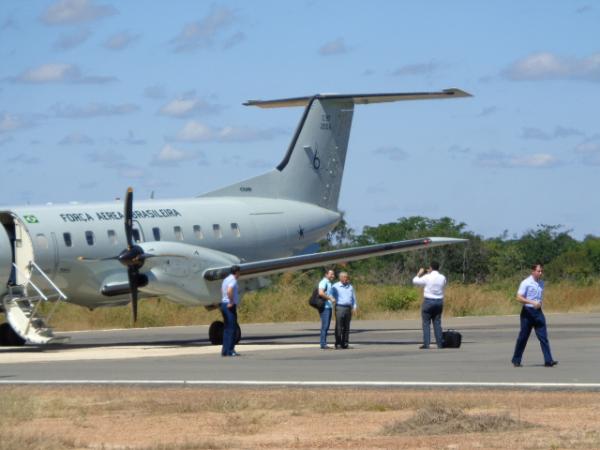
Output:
[208, 320, 241, 345]
[0, 322, 26, 346]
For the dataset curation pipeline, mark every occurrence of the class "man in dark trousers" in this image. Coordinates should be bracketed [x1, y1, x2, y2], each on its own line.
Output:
[332, 271, 357, 349]
[220, 265, 241, 357]
[413, 261, 447, 349]
[511, 263, 558, 367]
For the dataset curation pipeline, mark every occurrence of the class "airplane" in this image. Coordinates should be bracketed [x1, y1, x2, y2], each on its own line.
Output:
[0, 89, 471, 347]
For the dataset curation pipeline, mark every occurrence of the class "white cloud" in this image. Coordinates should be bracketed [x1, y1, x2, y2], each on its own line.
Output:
[6, 153, 40, 165]
[0, 136, 14, 146]
[58, 132, 94, 145]
[144, 84, 166, 100]
[476, 151, 561, 168]
[151, 144, 202, 167]
[52, 102, 139, 118]
[391, 61, 441, 77]
[41, 0, 117, 26]
[174, 120, 283, 142]
[87, 149, 126, 168]
[504, 52, 600, 82]
[170, 6, 238, 53]
[478, 106, 498, 117]
[104, 31, 139, 50]
[175, 121, 213, 141]
[521, 126, 584, 140]
[0, 112, 29, 134]
[372, 146, 408, 161]
[448, 144, 471, 157]
[119, 167, 144, 179]
[123, 130, 145, 145]
[159, 93, 221, 118]
[574, 136, 600, 165]
[11, 63, 116, 84]
[54, 29, 91, 50]
[319, 37, 349, 56]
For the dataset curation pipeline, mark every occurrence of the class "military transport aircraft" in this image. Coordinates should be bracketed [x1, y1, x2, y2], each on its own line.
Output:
[0, 89, 470, 346]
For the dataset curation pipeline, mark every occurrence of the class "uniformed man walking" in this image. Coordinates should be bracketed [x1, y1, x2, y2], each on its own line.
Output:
[511, 263, 558, 367]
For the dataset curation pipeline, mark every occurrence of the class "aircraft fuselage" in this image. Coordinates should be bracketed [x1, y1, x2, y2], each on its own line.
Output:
[0, 197, 340, 309]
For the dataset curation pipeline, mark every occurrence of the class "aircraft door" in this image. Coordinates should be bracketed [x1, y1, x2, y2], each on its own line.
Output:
[12, 216, 34, 286]
[0, 218, 12, 294]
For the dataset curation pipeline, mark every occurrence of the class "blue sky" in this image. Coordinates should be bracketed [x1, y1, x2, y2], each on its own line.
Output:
[1, 1, 598, 239]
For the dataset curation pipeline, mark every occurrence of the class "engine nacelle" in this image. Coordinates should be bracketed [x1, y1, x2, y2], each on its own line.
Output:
[138, 241, 240, 306]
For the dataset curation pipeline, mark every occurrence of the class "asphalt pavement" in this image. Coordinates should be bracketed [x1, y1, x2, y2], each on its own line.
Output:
[1, 313, 599, 388]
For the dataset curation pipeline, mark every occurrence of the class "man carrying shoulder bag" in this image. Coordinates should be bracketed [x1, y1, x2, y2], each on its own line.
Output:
[316, 269, 336, 349]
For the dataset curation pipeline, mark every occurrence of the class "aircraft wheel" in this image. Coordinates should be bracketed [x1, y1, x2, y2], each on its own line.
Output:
[208, 320, 224, 345]
[235, 323, 242, 344]
[0, 322, 26, 347]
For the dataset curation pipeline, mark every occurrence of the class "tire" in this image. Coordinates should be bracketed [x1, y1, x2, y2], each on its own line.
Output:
[208, 320, 224, 345]
[235, 323, 242, 344]
[0, 322, 26, 347]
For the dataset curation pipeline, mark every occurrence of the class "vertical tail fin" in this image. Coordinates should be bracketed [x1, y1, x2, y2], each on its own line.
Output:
[200, 89, 471, 211]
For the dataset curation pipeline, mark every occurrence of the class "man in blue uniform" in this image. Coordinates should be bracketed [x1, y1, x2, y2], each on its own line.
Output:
[221, 265, 241, 357]
[511, 263, 558, 367]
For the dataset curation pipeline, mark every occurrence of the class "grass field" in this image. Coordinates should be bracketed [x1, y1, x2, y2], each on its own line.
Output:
[8, 277, 598, 331]
[1, 387, 599, 449]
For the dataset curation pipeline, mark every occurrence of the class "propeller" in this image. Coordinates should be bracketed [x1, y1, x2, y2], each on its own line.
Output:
[78, 187, 189, 323]
[118, 187, 145, 324]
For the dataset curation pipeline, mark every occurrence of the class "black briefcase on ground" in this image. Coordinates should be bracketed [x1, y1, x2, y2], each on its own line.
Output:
[442, 330, 462, 348]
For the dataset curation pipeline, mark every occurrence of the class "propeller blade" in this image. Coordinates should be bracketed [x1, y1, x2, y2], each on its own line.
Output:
[127, 267, 139, 324]
[124, 187, 134, 249]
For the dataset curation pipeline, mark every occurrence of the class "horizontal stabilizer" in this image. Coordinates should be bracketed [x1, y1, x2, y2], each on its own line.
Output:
[244, 89, 472, 108]
[203, 237, 467, 281]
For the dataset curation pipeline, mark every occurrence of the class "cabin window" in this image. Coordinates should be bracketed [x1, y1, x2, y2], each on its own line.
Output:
[107, 229, 118, 245]
[193, 225, 203, 240]
[85, 231, 95, 246]
[36, 234, 49, 249]
[153, 227, 161, 241]
[132, 228, 142, 243]
[174, 226, 184, 241]
[213, 224, 222, 239]
[63, 232, 72, 247]
[230, 223, 241, 237]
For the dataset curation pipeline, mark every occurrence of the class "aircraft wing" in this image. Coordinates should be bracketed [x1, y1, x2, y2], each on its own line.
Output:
[203, 237, 466, 281]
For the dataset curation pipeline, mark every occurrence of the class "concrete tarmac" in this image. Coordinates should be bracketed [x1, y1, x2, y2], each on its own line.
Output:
[1, 313, 599, 387]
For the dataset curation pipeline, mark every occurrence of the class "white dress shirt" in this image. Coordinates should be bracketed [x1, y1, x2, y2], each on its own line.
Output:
[412, 270, 447, 300]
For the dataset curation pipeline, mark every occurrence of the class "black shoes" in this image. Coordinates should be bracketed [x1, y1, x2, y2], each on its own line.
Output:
[512, 360, 558, 367]
[419, 345, 430, 349]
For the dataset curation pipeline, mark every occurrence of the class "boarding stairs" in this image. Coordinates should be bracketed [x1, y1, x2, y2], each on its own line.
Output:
[2, 261, 70, 345]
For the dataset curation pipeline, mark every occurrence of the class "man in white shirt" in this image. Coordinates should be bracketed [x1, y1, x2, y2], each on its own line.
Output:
[412, 261, 447, 349]
[220, 265, 241, 357]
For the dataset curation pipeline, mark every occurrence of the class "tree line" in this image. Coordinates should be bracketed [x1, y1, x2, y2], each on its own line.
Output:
[320, 216, 600, 284]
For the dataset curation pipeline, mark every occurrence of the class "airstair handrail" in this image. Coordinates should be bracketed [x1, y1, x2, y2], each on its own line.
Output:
[28, 261, 68, 300]
[12, 263, 48, 301]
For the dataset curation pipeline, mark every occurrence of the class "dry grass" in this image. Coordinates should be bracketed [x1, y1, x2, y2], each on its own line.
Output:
[382, 403, 533, 435]
[1, 387, 600, 449]
[3, 278, 599, 331]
